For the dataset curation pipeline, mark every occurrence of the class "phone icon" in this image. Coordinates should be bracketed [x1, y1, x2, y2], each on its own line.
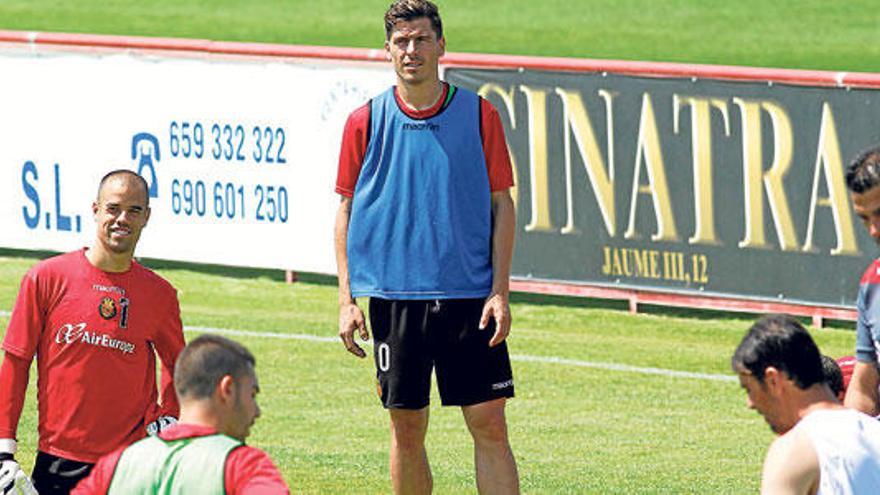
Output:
[131, 133, 160, 198]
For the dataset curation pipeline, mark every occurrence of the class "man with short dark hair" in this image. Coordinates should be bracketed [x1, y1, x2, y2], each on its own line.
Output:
[73, 334, 288, 494]
[733, 314, 880, 493]
[0, 170, 184, 494]
[820, 355, 845, 402]
[845, 145, 880, 416]
[334, 0, 519, 493]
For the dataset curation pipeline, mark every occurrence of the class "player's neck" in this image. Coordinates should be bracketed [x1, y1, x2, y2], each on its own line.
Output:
[86, 245, 133, 273]
[396, 79, 444, 111]
[179, 406, 221, 431]
[180, 403, 237, 437]
[793, 385, 844, 420]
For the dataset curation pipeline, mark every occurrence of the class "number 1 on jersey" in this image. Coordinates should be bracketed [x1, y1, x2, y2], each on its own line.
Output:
[119, 297, 130, 329]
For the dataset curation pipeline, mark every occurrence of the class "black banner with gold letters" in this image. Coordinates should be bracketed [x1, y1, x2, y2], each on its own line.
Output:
[446, 68, 880, 307]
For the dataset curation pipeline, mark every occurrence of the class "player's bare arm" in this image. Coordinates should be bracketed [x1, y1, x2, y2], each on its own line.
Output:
[843, 361, 880, 415]
[481, 189, 516, 347]
[760, 429, 819, 495]
[335, 196, 368, 358]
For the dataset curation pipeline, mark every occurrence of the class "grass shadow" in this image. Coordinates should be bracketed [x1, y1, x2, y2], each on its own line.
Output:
[637, 303, 762, 323]
[638, 303, 854, 331]
[510, 290, 759, 323]
[0, 248, 59, 260]
[510, 289, 855, 330]
[510, 291, 629, 311]
[139, 258, 338, 286]
[0, 248, 338, 286]
[818, 319, 855, 331]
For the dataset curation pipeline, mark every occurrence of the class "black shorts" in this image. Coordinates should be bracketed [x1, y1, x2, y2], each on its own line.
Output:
[32, 451, 95, 495]
[369, 297, 515, 409]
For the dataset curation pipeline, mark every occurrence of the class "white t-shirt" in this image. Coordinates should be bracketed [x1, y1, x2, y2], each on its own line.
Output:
[795, 408, 880, 494]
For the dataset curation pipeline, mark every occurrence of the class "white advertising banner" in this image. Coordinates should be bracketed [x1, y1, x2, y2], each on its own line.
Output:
[0, 44, 394, 273]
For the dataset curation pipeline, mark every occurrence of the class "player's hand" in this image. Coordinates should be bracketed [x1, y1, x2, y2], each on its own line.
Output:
[6, 471, 36, 495]
[339, 302, 369, 358]
[480, 292, 511, 347]
[0, 439, 28, 495]
[0, 457, 24, 495]
[146, 415, 178, 436]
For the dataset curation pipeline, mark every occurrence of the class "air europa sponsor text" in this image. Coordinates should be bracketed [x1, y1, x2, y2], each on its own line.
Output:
[54, 323, 136, 355]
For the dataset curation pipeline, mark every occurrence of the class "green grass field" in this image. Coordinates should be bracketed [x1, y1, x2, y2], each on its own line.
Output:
[2, 1, 880, 72]
[0, 253, 856, 492]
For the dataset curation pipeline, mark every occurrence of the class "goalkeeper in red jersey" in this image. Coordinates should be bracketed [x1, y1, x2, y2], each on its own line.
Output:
[0, 170, 184, 494]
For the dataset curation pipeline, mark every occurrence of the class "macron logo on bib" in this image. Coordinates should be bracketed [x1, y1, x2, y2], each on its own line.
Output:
[402, 122, 439, 131]
[54, 323, 136, 355]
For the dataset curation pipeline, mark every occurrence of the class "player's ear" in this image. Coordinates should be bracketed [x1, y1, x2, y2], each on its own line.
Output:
[384, 40, 391, 60]
[217, 375, 235, 403]
[92, 201, 99, 217]
[438, 36, 445, 57]
[144, 206, 151, 227]
[763, 367, 783, 391]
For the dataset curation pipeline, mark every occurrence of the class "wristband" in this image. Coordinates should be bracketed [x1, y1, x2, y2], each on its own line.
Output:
[0, 439, 16, 456]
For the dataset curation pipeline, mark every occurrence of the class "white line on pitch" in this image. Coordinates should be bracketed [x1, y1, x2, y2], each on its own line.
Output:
[188, 325, 736, 382]
[186, 325, 339, 344]
[511, 354, 737, 382]
[0, 312, 736, 383]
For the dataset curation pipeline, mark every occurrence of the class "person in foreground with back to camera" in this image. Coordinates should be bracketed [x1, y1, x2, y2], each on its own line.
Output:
[820, 355, 846, 403]
[844, 145, 880, 416]
[334, 0, 519, 493]
[0, 170, 184, 494]
[820, 354, 856, 403]
[73, 334, 289, 494]
[733, 314, 880, 494]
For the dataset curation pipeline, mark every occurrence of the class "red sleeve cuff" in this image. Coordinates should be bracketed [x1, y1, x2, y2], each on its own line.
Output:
[335, 186, 354, 198]
[480, 98, 515, 192]
[335, 103, 371, 197]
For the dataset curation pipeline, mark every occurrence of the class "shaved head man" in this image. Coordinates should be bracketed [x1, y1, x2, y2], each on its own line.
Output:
[0, 170, 184, 494]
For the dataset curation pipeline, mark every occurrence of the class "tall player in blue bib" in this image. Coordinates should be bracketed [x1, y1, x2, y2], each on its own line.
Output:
[334, 1, 519, 493]
[348, 86, 492, 299]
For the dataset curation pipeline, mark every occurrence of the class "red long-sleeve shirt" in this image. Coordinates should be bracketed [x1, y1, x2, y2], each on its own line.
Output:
[0, 249, 183, 462]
